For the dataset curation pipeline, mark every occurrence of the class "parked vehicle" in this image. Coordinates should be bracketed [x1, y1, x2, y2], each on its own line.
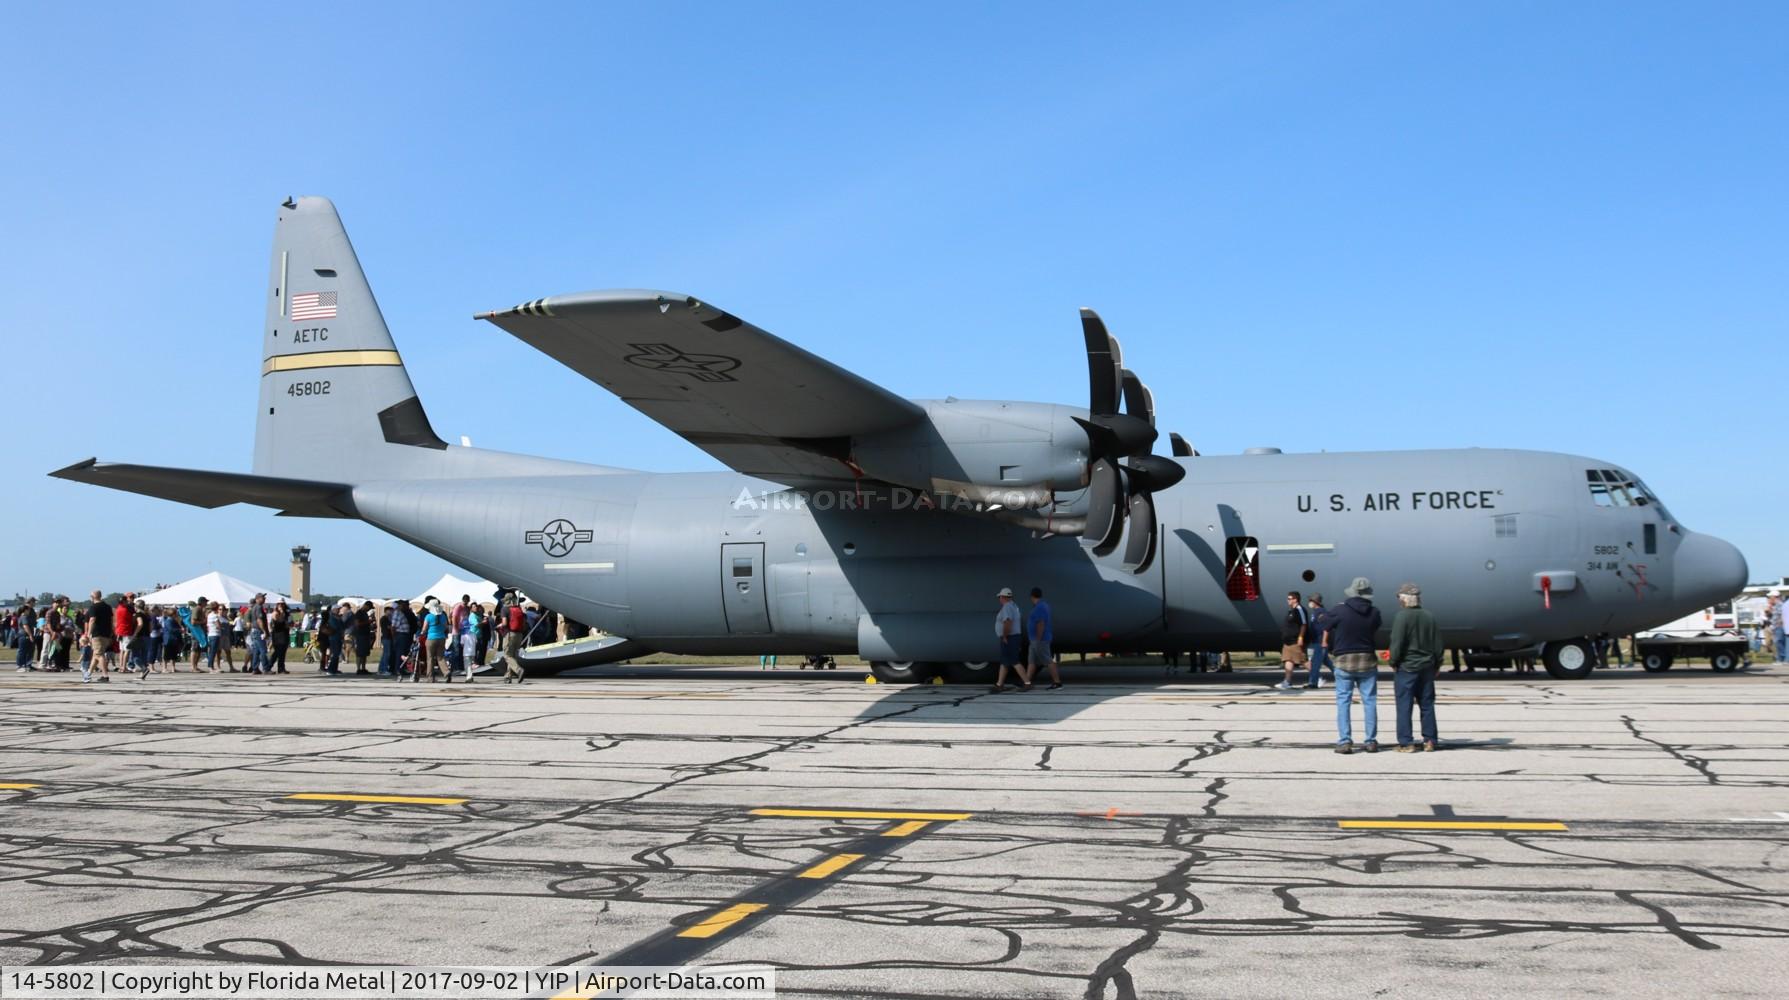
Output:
[1634, 600, 1748, 672]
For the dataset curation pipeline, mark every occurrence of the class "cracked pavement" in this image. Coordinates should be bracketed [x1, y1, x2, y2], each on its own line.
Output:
[0, 663, 1784, 998]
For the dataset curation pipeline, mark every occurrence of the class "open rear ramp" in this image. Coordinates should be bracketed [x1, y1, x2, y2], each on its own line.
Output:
[519, 634, 653, 674]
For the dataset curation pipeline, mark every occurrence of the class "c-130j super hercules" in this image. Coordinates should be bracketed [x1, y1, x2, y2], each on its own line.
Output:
[54, 197, 1748, 683]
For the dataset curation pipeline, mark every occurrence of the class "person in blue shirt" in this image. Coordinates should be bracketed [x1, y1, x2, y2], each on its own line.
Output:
[420, 598, 449, 683]
[1027, 587, 1062, 690]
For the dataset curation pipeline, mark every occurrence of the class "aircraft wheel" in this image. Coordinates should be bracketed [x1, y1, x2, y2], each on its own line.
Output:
[868, 660, 936, 684]
[1709, 649, 1741, 673]
[943, 660, 996, 684]
[1542, 638, 1595, 680]
[1640, 651, 1673, 672]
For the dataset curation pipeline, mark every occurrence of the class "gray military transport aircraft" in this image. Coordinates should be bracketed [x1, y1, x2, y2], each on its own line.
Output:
[52, 197, 1748, 682]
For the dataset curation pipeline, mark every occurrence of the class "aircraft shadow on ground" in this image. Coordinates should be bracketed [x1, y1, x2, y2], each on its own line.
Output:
[572, 661, 1778, 731]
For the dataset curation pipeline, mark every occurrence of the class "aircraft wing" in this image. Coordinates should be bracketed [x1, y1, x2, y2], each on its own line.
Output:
[478, 291, 924, 484]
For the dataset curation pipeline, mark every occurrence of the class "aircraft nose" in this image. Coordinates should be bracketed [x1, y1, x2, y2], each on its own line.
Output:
[1673, 531, 1748, 609]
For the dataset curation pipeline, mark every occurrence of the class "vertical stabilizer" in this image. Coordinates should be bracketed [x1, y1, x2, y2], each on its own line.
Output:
[254, 196, 444, 481]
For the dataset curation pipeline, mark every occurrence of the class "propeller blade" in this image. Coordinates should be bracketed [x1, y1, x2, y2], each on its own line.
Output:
[1080, 308, 1122, 416]
[1073, 414, 1156, 462]
[1119, 369, 1155, 427]
[1122, 492, 1158, 573]
[1124, 453, 1186, 494]
[1169, 432, 1195, 458]
[1085, 458, 1125, 555]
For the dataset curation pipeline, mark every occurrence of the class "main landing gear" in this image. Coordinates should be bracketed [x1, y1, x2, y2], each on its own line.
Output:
[867, 661, 997, 684]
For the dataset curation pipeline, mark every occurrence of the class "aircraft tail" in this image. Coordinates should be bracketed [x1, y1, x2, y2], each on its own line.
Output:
[254, 196, 447, 482]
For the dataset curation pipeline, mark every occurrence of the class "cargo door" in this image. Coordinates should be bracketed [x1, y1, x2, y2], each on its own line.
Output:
[721, 542, 770, 634]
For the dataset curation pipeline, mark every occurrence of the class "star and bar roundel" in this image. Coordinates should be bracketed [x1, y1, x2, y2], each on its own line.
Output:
[525, 519, 595, 557]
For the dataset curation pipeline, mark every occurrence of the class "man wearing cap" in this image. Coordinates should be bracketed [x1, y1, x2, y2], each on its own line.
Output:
[1303, 593, 1330, 689]
[990, 588, 1028, 693]
[1028, 587, 1063, 690]
[1327, 577, 1383, 754]
[1389, 582, 1442, 752]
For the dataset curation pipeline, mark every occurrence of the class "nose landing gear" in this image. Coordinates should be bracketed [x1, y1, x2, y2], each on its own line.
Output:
[1542, 638, 1596, 680]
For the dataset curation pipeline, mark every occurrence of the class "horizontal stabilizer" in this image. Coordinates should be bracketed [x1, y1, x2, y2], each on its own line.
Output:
[49, 459, 352, 518]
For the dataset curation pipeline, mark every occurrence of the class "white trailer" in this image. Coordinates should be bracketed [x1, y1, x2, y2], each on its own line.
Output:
[1634, 600, 1748, 672]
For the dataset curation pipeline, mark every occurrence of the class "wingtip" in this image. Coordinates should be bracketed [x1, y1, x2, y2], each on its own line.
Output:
[48, 457, 98, 479]
[481, 297, 557, 319]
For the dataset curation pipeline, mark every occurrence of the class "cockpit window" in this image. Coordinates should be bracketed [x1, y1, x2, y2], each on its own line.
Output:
[1587, 469, 1623, 507]
[1627, 473, 1673, 521]
[1586, 468, 1673, 521]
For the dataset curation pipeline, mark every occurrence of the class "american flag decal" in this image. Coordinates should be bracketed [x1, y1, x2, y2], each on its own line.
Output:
[291, 291, 338, 321]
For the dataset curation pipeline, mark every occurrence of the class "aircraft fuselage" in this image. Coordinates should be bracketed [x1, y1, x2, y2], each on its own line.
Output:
[345, 446, 1739, 661]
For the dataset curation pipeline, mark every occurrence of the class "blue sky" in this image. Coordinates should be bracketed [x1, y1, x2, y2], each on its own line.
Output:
[2, 1, 1783, 598]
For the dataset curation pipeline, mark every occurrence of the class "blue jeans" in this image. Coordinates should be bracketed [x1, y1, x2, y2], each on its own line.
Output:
[15, 635, 33, 667]
[207, 636, 223, 669]
[248, 637, 267, 673]
[1394, 666, 1439, 746]
[1334, 670, 1378, 744]
[1775, 628, 1786, 663]
[1307, 645, 1326, 686]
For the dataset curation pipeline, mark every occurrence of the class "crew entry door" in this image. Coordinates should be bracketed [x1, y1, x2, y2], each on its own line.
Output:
[721, 542, 771, 634]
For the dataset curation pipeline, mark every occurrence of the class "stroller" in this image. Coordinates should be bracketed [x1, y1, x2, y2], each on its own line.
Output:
[395, 633, 424, 681]
[800, 654, 838, 670]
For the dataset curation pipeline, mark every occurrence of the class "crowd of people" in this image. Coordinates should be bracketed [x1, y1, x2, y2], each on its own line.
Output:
[15, 581, 1774, 754]
[5, 591, 552, 685]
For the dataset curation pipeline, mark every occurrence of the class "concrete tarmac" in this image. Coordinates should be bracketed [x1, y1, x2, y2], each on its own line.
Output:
[0, 662, 1784, 999]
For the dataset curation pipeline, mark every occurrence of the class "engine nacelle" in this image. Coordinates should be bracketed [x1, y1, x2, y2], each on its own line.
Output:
[850, 399, 1090, 508]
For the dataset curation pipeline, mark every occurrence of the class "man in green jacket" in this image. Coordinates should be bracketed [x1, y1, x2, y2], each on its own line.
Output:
[1389, 582, 1442, 752]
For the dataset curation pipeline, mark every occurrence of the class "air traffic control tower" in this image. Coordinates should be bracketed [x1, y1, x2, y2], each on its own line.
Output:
[290, 546, 310, 607]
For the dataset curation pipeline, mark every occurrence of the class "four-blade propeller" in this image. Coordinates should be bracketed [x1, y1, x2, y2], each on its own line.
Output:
[1073, 308, 1185, 574]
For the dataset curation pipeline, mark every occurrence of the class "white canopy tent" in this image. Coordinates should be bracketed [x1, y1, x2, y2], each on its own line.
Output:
[139, 571, 293, 607]
[328, 596, 390, 609]
[413, 573, 501, 607]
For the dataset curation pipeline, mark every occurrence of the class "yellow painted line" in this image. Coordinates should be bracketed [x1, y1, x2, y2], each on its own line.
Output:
[286, 792, 468, 806]
[751, 808, 972, 821]
[882, 820, 929, 837]
[263, 349, 404, 375]
[0, 783, 41, 790]
[426, 689, 732, 699]
[797, 852, 865, 879]
[676, 902, 766, 939]
[1338, 820, 1568, 831]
